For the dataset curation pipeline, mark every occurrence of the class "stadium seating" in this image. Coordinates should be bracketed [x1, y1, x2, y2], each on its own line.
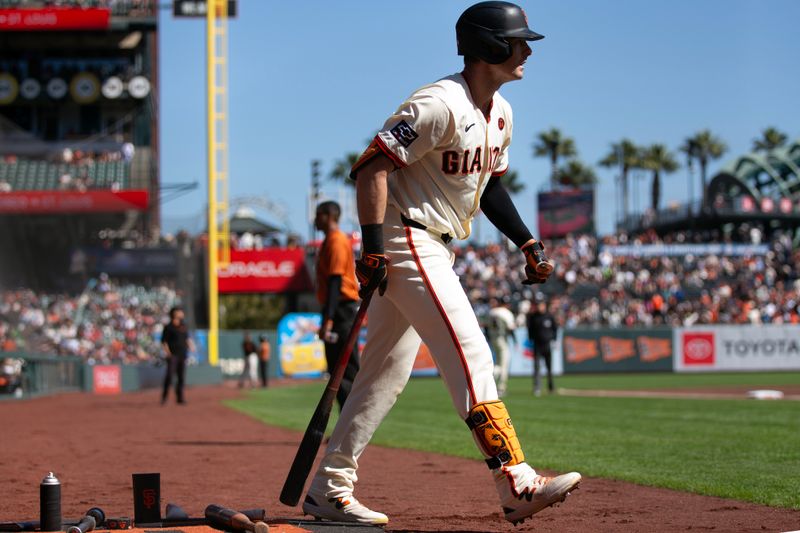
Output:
[0, 158, 130, 191]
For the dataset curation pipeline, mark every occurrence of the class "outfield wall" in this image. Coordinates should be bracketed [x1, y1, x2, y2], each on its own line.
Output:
[562, 327, 673, 373]
[674, 325, 800, 372]
[560, 325, 800, 374]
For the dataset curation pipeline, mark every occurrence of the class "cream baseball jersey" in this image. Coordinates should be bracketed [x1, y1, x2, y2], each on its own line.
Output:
[364, 73, 513, 241]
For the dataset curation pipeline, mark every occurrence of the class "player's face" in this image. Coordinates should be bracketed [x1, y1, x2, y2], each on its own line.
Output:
[314, 210, 327, 231]
[498, 38, 532, 81]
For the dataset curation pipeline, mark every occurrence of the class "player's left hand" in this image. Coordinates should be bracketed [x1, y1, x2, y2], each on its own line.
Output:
[521, 239, 554, 285]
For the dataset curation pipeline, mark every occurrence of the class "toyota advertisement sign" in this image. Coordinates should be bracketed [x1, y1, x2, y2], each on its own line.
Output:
[675, 326, 800, 372]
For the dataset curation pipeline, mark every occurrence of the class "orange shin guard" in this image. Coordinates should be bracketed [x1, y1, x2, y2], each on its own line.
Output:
[465, 400, 525, 469]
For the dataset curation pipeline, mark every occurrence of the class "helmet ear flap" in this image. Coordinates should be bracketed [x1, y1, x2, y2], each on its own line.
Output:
[483, 34, 512, 64]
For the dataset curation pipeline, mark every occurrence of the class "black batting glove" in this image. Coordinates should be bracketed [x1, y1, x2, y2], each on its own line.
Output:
[521, 239, 554, 285]
[356, 253, 388, 298]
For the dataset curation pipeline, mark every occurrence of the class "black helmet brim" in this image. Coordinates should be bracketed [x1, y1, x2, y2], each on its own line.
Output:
[504, 28, 545, 41]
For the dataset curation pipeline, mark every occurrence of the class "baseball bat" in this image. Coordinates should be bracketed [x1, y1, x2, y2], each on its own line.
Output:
[239, 509, 267, 523]
[0, 515, 88, 532]
[0, 520, 39, 531]
[204, 505, 268, 533]
[85, 508, 105, 528]
[279, 292, 373, 507]
[65, 516, 95, 533]
[132, 509, 266, 529]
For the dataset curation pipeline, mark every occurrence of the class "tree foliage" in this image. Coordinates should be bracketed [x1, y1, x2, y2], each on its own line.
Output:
[533, 128, 577, 188]
[752, 127, 788, 152]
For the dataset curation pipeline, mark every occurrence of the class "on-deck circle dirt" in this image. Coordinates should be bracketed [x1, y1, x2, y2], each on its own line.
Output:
[1, 385, 797, 532]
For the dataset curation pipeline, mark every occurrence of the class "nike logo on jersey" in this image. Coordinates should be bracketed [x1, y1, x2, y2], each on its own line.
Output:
[465, 123, 476, 132]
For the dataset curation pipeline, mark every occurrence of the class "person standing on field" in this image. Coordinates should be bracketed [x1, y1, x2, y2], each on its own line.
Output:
[258, 334, 271, 388]
[161, 306, 194, 405]
[302, 2, 580, 526]
[314, 200, 361, 411]
[527, 295, 557, 395]
[239, 332, 258, 388]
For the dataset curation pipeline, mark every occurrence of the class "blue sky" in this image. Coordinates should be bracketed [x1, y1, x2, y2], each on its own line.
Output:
[158, 0, 800, 240]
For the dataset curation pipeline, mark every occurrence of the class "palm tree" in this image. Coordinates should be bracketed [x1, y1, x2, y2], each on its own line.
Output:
[599, 139, 640, 221]
[556, 160, 597, 188]
[330, 135, 378, 187]
[329, 152, 360, 188]
[752, 127, 788, 152]
[679, 138, 699, 207]
[500, 169, 525, 194]
[533, 128, 577, 189]
[683, 130, 727, 203]
[640, 144, 678, 211]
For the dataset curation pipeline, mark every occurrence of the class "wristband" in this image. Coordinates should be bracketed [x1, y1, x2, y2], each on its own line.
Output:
[360, 224, 384, 254]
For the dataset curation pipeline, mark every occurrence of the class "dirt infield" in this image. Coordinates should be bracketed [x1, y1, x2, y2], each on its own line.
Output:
[1, 385, 798, 533]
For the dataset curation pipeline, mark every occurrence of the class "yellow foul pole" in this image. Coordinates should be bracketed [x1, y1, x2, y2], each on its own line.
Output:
[207, 0, 230, 366]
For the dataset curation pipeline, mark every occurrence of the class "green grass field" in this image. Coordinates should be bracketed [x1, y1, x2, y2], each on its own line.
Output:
[225, 372, 800, 509]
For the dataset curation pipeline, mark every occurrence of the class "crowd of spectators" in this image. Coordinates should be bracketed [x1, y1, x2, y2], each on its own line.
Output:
[457, 224, 800, 329]
[0, 275, 180, 363]
[1, 222, 798, 363]
[0, 145, 133, 192]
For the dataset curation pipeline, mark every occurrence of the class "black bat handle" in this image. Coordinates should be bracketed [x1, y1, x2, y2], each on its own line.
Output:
[66, 516, 95, 533]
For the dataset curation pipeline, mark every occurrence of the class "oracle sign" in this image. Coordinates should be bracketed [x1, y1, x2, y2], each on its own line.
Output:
[218, 249, 312, 293]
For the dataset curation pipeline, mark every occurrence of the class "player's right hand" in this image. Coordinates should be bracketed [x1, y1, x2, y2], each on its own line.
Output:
[356, 253, 388, 298]
[521, 239, 554, 285]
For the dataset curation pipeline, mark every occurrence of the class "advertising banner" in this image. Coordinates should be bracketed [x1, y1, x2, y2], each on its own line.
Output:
[218, 248, 312, 294]
[79, 247, 178, 276]
[674, 325, 800, 372]
[277, 313, 326, 378]
[0, 8, 110, 31]
[563, 328, 673, 373]
[537, 189, 595, 239]
[0, 190, 148, 214]
[93, 365, 121, 394]
[601, 243, 769, 257]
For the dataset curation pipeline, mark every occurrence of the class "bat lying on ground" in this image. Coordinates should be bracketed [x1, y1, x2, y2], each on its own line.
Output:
[131, 509, 267, 529]
[0, 508, 104, 533]
[205, 505, 269, 533]
[279, 292, 373, 507]
[65, 516, 95, 533]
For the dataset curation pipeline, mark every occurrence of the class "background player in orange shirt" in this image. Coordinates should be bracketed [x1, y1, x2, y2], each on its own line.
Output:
[314, 201, 361, 410]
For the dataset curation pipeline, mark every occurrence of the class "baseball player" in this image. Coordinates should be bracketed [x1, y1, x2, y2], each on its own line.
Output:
[303, 1, 581, 526]
[487, 296, 517, 396]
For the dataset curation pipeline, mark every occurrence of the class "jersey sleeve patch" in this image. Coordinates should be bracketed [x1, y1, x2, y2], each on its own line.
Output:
[389, 120, 419, 148]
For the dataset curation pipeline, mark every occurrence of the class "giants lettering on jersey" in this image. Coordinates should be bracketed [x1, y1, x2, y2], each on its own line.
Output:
[442, 146, 502, 175]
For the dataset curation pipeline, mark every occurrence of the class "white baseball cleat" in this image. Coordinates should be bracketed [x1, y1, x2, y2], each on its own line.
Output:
[302, 492, 389, 525]
[495, 464, 581, 525]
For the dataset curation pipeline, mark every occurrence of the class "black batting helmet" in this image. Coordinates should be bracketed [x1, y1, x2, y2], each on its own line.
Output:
[456, 1, 544, 64]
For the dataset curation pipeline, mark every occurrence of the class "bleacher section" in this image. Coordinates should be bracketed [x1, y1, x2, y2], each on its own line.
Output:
[0, 159, 130, 191]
